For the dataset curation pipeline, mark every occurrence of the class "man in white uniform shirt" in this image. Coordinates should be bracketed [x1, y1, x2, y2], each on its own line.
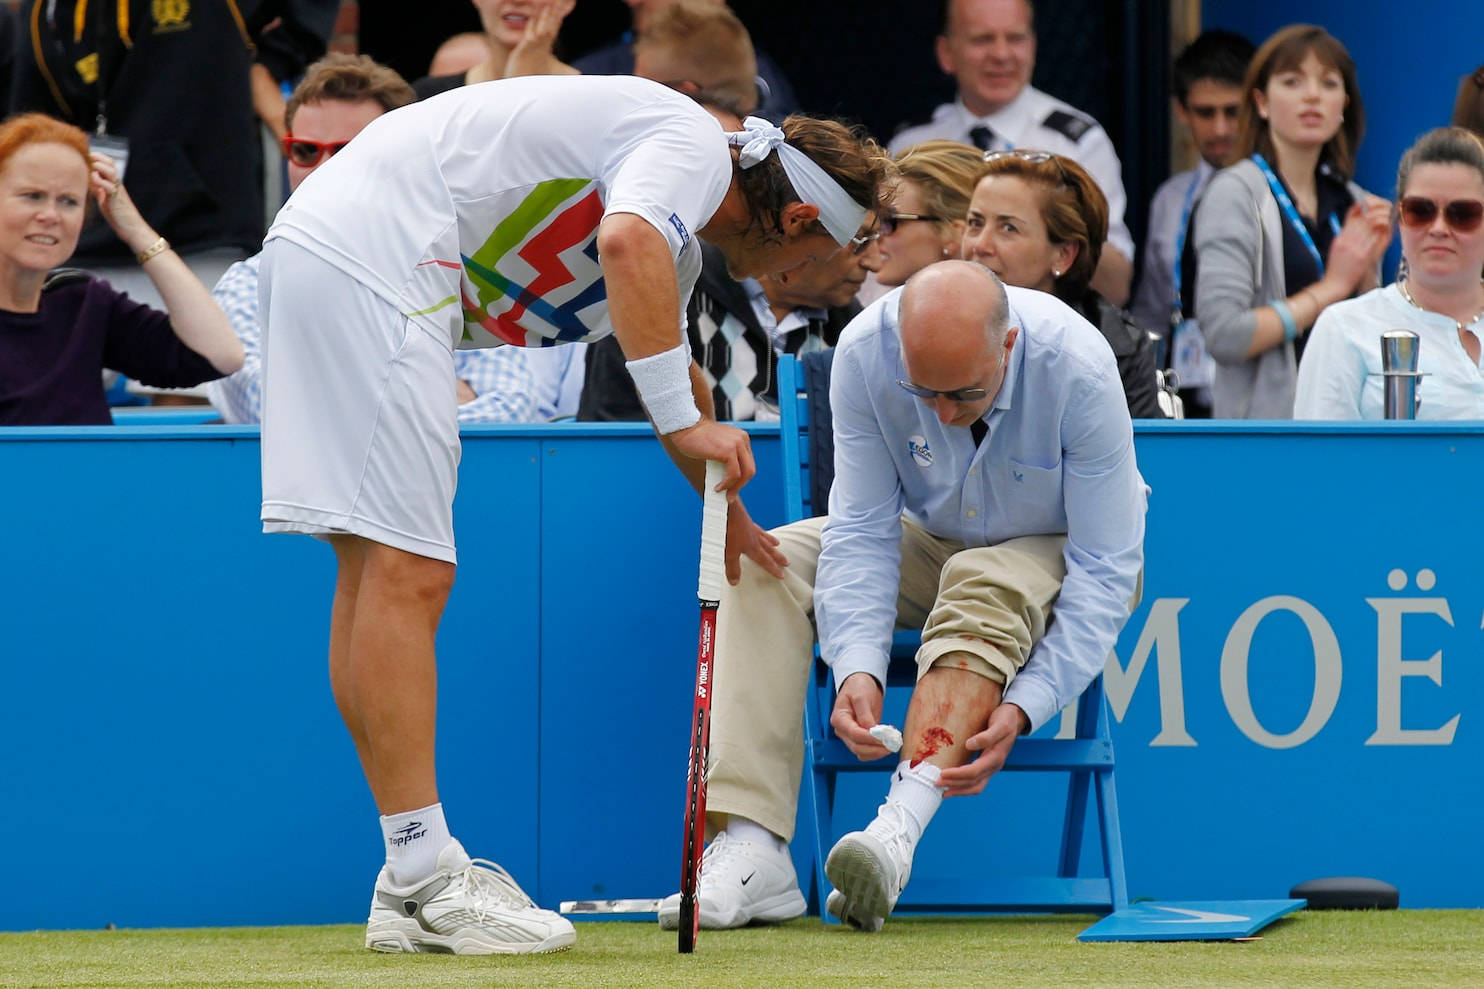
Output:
[657, 261, 1146, 933]
[257, 77, 888, 955]
[889, 0, 1134, 304]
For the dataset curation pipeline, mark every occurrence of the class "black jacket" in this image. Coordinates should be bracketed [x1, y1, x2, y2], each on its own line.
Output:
[13, 0, 336, 264]
[1077, 290, 1165, 419]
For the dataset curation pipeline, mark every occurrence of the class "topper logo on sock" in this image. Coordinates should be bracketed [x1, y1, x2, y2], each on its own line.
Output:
[668, 212, 691, 248]
[390, 821, 427, 846]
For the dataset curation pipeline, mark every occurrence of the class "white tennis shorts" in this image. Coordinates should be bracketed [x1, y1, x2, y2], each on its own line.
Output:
[259, 238, 462, 563]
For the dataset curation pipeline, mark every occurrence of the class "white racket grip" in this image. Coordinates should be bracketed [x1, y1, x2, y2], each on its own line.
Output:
[698, 460, 729, 603]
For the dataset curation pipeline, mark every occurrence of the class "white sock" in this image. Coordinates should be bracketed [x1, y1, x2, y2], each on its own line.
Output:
[380, 802, 452, 886]
[879, 761, 945, 844]
[725, 816, 788, 855]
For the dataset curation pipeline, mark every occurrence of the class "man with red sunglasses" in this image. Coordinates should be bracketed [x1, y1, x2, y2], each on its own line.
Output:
[205, 54, 539, 427]
[256, 75, 888, 955]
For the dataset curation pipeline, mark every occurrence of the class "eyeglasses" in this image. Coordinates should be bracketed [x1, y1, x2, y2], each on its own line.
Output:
[896, 379, 989, 402]
[844, 229, 881, 256]
[898, 344, 1007, 403]
[281, 135, 351, 168]
[1398, 196, 1484, 233]
[880, 213, 942, 236]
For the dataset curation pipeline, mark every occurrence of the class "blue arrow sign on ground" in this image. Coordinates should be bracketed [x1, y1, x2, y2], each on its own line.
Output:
[1078, 899, 1306, 942]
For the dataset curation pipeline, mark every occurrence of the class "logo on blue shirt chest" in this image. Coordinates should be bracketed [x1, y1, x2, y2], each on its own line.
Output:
[908, 435, 933, 468]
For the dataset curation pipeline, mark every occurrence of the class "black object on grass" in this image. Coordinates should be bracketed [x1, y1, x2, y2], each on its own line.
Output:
[1290, 877, 1400, 910]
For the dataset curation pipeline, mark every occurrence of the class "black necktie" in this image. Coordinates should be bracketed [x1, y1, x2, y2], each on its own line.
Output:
[970, 418, 988, 447]
[969, 125, 995, 151]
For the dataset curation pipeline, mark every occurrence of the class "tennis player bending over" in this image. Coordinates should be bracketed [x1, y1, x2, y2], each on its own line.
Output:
[257, 75, 888, 955]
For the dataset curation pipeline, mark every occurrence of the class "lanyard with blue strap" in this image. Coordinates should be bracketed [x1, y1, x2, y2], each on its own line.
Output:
[1170, 171, 1202, 326]
[1251, 153, 1342, 275]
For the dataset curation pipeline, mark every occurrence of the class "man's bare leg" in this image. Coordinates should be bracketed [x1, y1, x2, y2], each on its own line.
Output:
[329, 536, 373, 785]
[900, 663, 1003, 771]
[339, 539, 454, 814]
[825, 652, 1001, 930]
[334, 536, 576, 954]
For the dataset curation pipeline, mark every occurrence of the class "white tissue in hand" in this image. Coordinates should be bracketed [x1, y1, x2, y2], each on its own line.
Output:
[868, 723, 903, 752]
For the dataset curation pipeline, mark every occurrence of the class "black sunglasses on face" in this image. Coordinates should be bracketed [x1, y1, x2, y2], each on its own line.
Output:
[1398, 196, 1484, 233]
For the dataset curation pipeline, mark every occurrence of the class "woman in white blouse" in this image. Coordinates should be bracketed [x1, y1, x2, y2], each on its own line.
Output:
[1295, 127, 1484, 419]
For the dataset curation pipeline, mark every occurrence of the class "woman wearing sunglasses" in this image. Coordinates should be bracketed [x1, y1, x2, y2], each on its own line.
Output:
[1191, 24, 1393, 418]
[1295, 128, 1484, 419]
[0, 113, 242, 424]
[962, 149, 1165, 417]
[875, 140, 984, 290]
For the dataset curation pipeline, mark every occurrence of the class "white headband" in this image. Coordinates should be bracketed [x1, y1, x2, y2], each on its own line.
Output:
[725, 116, 868, 247]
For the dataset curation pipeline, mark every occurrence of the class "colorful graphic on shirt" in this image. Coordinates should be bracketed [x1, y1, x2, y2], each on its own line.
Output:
[459, 178, 610, 348]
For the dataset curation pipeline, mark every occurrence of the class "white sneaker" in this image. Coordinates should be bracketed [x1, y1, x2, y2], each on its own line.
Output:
[657, 831, 806, 930]
[824, 802, 917, 932]
[365, 839, 576, 954]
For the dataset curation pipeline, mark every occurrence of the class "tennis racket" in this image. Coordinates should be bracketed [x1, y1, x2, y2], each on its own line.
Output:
[678, 459, 728, 954]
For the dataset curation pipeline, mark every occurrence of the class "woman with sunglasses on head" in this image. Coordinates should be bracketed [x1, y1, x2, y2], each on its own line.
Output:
[874, 140, 984, 290]
[1191, 24, 1392, 418]
[0, 113, 242, 425]
[962, 149, 1165, 417]
[1295, 128, 1484, 419]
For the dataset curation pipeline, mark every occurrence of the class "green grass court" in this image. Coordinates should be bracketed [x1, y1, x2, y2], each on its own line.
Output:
[4, 911, 1482, 988]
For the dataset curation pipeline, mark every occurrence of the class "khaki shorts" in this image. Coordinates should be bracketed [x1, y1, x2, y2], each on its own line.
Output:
[891, 520, 1068, 687]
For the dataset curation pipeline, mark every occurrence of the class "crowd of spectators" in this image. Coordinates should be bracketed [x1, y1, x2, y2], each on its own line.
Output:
[2, 0, 1482, 425]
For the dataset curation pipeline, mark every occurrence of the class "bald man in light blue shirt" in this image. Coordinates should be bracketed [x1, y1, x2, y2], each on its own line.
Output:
[659, 261, 1146, 935]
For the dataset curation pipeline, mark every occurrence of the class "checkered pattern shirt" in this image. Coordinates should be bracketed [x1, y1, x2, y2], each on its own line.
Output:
[204, 254, 537, 424]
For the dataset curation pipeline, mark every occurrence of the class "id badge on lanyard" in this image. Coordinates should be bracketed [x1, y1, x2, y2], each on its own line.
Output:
[89, 129, 129, 180]
[1169, 172, 1213, 388]
[1171, 318, 1215, 389]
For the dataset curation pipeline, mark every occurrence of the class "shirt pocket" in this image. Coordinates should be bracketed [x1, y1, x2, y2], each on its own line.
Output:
[1006, 458, 1064, 504]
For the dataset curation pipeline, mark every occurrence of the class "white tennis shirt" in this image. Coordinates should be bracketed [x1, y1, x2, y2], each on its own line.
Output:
[267, 75, 733, 350]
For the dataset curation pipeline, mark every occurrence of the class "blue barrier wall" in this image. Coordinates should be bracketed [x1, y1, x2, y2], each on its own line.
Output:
[1, 421, 1478, 930]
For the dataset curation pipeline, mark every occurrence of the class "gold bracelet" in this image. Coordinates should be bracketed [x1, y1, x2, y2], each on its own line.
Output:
[135, 237, 170, 265]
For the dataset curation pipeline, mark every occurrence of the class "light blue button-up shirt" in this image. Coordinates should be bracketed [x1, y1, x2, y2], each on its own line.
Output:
[816, 285, 1148, 731]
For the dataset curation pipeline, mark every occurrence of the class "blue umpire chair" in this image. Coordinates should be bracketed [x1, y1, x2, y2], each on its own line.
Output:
[776, 351, 1129, 920]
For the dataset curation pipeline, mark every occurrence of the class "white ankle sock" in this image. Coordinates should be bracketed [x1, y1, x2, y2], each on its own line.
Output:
[380, 802, 452, 886]
[882, 761, 945, 844]
[725, 816, 787, 855]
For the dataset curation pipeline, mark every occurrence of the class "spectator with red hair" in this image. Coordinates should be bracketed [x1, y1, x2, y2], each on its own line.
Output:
[0, 114, 242, 425]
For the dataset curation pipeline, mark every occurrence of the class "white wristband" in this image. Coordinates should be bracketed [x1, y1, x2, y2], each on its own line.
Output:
[625, 342, 702, 434]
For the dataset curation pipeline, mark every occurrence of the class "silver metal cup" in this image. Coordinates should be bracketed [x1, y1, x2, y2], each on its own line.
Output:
[1380, 330, 1422, 419]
